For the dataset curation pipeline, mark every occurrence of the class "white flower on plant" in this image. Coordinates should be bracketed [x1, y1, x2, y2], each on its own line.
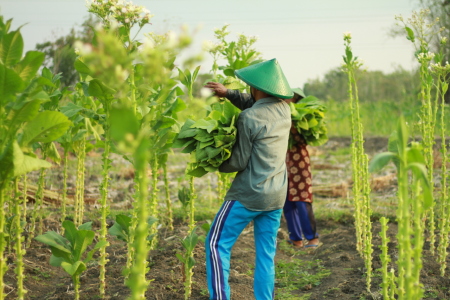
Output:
[202, 40, 215, 51]
[107, 16, 119, 29]
[142, 37, 155, 49]
[121, 7, 127, 13]
[73, 40, 92, 55]
[125, 18, 130, 23]
[343, 31, 352, 39]
[394, 14, 404, 22]
[417, 52, 435, 62]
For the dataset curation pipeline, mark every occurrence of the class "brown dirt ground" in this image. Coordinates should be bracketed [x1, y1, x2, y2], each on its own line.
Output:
[4, 214, 450, 299]
[3, 137, 450, 299]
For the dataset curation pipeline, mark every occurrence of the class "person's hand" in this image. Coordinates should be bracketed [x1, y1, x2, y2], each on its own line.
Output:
[204, 82, 228, 98]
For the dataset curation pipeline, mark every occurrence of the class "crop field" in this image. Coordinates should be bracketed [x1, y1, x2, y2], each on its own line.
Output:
[1, 1, 450, 300]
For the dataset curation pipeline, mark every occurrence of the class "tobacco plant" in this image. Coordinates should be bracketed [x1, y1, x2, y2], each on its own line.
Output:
[109, 107, 152, 299]
[0, 16, 71, 299]
[395, 9, 445, 254]
[176, 226, 199, 300]
[35, 221, 106, 300]
[429, 42, 450, 275]
[342, 32, 373, 290]
[370, 117, 432, 299]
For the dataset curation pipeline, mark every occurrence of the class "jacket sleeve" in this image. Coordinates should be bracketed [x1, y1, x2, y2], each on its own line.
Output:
[226, 89, 255, 110]
[219, 112, 252, 173]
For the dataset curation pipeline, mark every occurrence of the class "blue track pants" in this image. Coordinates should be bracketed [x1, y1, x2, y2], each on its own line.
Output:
[283, 200, 318, 241]
[205, 200, 282, 300]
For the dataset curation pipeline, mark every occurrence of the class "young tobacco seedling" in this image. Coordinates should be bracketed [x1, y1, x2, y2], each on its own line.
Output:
[176, 227, 199, 300]
[35, 220, 106, 300]
[108, 214, 158, 244]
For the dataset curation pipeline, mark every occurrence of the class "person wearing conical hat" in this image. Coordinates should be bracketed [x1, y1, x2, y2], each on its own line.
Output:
[284, 88, 320, 249]
[204, 58, 293, 300]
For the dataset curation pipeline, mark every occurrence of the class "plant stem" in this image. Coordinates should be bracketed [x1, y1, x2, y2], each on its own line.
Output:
[74, 275, 80, 300]
[127, 151, 149, 299]
[99, 106, 111, 298]
[163, 164, 174, 231]
[188, 176, 196, 232]
[379, 217, 391, 300]
[148, 153, 159, 250]
[0, 182, 7, 300]
[13, 178, 26, 299]
[61, 149, 68, 233]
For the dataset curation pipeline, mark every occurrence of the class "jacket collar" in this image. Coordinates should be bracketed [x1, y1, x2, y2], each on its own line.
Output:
[253, 96, 282, 107]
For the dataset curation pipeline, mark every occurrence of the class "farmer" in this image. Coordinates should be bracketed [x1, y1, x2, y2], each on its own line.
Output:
[283, 88, 320, 248]
[204, 58, 293, 300]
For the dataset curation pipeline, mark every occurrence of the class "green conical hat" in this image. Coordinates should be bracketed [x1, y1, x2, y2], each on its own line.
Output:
[235, 58, 294, 99]
[292, 88, 306, 98]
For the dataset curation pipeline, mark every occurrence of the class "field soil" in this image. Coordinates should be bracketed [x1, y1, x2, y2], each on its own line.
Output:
[3, 136, 450, 299]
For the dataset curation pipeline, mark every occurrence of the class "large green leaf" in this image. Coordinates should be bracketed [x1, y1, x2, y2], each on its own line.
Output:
[78, 222, 93, 231]
[0, 63, 24, 102]
[191, 119, 218, 133]
[181, 142, 197, 153]
[114, 214, 132, 234]
[154, 116, 176, 130]
[172, 137, 196, 149]
[74, 59, 92, 77]
[108, 222, 128, 242]
[406, 146, 425, 165]
[368, 152, 397, 173]
[88, 79, 116, 99]
[61, 261, 86, 277]
[35, 232, 71, 254]
[7, 99, 41, 130]
[60, 102, 84, 118]
[14, 51, 45, 82]
[187, 166, 208, 177]
[49, 255, 65, 267]
[0, 29, 23, 66]
[73, 230, 95, 262]
[406, 162, 433, 209]
[165, 97, 186, 117]
[84, 240, 108, 264]
[12, 141, 52, 177]
[397, 115, 408, 156]
[62, 220, 78, 246]
[21, 111, 72, 146]
[109, 107, 139, 142]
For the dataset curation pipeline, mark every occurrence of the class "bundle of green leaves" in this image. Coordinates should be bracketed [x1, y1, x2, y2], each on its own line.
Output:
[173, 100, 240, 177]
[289, 96, 328, 147]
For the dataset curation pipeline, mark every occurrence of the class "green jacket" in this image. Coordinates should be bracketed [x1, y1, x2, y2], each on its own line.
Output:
[219, 90, 291, 211]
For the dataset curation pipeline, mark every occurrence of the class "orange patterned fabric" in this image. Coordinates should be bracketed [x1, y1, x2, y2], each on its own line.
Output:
[286, 133, 313, 203]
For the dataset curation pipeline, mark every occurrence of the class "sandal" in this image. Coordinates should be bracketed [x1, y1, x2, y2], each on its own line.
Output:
[287, 239, 304, 248]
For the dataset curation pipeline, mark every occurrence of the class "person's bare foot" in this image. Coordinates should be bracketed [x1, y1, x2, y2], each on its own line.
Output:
[289, 240, 304, 248]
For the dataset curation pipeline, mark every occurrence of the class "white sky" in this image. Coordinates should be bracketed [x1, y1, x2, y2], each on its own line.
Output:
[1, 0, 420, 87]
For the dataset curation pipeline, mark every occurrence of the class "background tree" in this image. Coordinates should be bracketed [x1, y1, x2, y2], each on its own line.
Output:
[304, 67, 420, 103]
[35, 16, 96, 87]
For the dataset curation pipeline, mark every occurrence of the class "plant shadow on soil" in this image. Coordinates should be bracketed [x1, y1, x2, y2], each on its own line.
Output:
[4, 137, 450, 299]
